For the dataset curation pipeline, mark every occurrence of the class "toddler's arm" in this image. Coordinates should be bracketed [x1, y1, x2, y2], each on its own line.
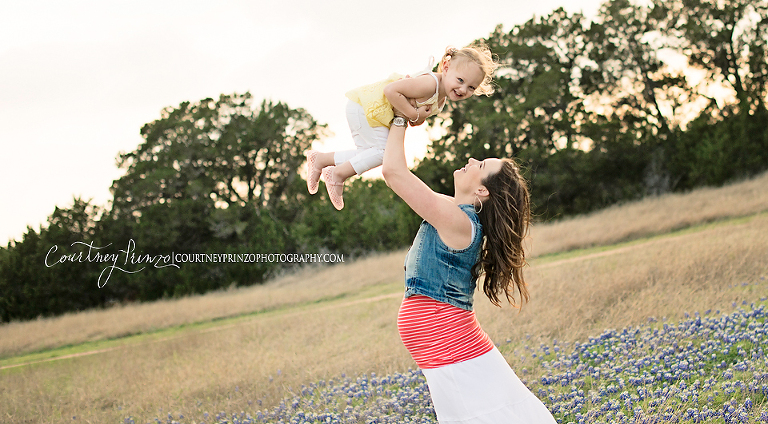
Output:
[384, 75, 438, 126]
[399, 98, 431, 127]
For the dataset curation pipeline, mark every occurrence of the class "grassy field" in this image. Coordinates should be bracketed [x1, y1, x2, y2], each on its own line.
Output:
[1, 171, 768, 423]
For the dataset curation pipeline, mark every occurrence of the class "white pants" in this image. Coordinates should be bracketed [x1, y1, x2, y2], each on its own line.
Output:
[334, 100, 390, 175]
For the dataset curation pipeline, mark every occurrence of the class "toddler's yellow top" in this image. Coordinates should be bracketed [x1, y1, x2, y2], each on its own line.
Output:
[345, 73, 403, 128]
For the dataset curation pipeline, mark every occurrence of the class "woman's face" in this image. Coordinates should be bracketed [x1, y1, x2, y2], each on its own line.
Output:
[453, 157, 503, 195]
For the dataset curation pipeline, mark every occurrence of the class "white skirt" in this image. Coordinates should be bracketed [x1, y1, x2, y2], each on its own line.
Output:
[421, 347, 557, 423]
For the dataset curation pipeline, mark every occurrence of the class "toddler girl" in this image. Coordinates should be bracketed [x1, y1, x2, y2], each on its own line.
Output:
[306, 44, 498, 210]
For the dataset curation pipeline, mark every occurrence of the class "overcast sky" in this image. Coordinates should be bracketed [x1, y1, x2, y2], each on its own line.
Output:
[0, 0, 606, 245]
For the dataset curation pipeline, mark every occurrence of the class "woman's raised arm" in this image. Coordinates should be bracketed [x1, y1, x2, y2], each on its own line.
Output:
[381, 123, 472, 249]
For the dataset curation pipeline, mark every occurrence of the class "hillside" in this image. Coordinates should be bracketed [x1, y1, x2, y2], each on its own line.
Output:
[1, 171, 767, 423]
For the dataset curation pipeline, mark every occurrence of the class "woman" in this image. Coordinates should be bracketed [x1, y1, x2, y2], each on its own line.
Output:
[382, 116, 556, 423]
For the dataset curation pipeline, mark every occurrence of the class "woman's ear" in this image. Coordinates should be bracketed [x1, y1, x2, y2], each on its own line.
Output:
[476, 185, 489, 200]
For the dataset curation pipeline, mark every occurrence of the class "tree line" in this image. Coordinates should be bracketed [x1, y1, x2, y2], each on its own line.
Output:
[1, 0, 766, 322]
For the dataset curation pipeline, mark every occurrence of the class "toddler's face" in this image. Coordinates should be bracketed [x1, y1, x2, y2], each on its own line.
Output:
[443, 59, 484, 102]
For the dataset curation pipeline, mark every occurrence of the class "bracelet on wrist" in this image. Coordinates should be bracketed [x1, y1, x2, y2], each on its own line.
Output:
[410, 109, 419, 123]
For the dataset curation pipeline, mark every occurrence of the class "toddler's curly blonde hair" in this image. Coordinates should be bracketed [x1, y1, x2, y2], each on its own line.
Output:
[439, 43, 498, 96]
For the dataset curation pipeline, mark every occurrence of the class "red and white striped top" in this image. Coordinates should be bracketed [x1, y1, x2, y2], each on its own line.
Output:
[397, 295, 495, 369]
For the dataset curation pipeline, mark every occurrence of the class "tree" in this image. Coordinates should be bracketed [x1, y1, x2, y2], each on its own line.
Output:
[658, 0, 768, 112]
[582, 0, 698, 193]
[0, 198, 109, 321]
[107, 93, 328, 294]
[656, 0, 768, 187]
[112, 93, 327, 215]
[418, 11, 592, 199]
[417, 9, 655, 218]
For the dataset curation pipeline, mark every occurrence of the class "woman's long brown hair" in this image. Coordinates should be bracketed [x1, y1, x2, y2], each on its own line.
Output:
[471, 159, 531, 308]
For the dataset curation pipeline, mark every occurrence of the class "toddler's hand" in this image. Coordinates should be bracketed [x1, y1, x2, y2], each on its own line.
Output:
[392, 98, 430, 126]
[409, 104, 431, 127]
[393, 98, 418, 121]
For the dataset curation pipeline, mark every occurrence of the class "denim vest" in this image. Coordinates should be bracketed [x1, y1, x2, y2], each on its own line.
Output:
[403, 204, 483, 311]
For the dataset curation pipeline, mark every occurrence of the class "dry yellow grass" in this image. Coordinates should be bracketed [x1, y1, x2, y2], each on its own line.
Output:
[529, 170, 768, 256]
[480, 213, 768, 349]
[1, 285, 414, 423]
[1, 171, 767, 424]
[0, 250, 405, 358]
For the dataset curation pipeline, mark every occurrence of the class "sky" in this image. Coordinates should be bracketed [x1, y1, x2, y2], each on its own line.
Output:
[0, 0, 606, 245]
